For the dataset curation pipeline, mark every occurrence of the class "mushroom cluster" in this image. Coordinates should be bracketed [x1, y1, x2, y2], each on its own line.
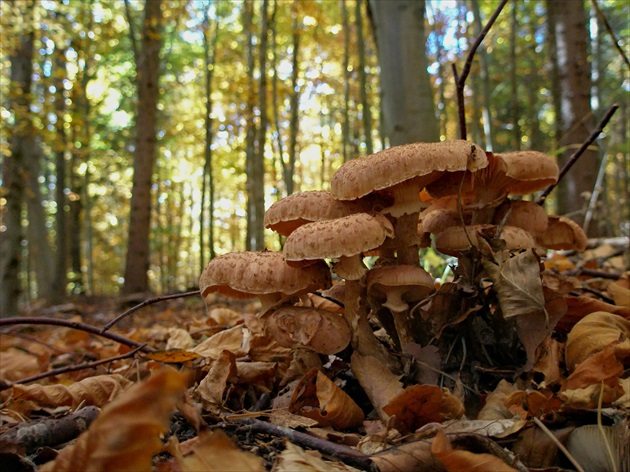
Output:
[199, 140, 588, 404]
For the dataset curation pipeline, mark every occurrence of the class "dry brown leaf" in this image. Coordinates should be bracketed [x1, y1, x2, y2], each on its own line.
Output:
[12, 374, 132, 410]
[208, 307, 244, 326]
[192, 325, 248, 358]
[289, 368, 364, 430]
[144, 350, 201, 364]
[165, 328, 195, 350]
[273, 441, 360, 472]
[179, 429, 264, 472]
[431, 429, 517, 472]
[442, 419, 526, 439]
[532, 336, 563, 387]
[382, 385, 464, 434]
[195, 350, 237, 410]
[477, 379, 518, 420]
[39, 368, 187, 472]
[607, 277, 630, 307]
[565, 311, 630, 371]
[558, 295, 630, 332]
[562, 342, 625, 392]
[511, 425, 575, 469]
[350, 352, 404, 422]
[371, 437, 443, 472]
[503, 389, 563, 419]
[0, 348, 41, 382]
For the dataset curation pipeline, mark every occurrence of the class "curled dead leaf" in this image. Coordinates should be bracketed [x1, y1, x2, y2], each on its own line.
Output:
[289, 368, 364, 430]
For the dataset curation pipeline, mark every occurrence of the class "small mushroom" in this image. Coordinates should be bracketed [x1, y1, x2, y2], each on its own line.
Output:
[283, 212, 394, 281]
[199, 251, 332, 314]
[536, 215, 588, 251]
[264, 190, 389, 236]
[367, 265, 435, 349]
[434, 224, 537, 256]
[492, 199, 549, 235]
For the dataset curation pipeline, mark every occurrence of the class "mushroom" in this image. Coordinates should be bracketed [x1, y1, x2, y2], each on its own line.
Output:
[199, 251, 332, 314]
[367, 265, 435, 349]
[417, 196, 471, 238]
[264, 190, 389, 237]
[330, 140, 487, 265]
[536, 215, 588, 251]
[283, 212, 399, 370]
[434, 224, 537, 257]
[492, 199, 549, 235]
[283, 212, 394, 281]
[426, 150, 558, 224]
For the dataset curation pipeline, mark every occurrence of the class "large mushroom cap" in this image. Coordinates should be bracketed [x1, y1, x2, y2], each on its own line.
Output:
[283, 212, 394, 280]
[498, 151, 559, 195]
[536, 215, 588, 251]
[199, 251, 332, 303]
[492, 199, 549, 235]
[330, 140, 487, 217]
[264, 190, 389, 236]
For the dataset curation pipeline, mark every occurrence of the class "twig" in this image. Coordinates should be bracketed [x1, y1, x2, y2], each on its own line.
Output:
[0, 317, 154, 353]
[532, 416, 585, 472]
[454, 0, 509, 139]
[102, 290, 200, 332]
[233, 418, 377, 471]
[537, 104, 619, 205]
[590, 0, 630, 70]
[0, 345, 145, 392]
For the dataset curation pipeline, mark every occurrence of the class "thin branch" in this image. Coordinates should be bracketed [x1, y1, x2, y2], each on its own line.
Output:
[101, 290, 200, 332]
[536, 104, 619, 205]
[454, 0, 509, 140]
[532, 417, 585, 472]
[0, 317, 154, 353]
[0, 345, 144, 392]
[123, 0, 139, 63]
[590, 0, 630, 70]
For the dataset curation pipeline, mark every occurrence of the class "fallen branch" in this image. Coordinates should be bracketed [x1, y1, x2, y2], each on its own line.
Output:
[537, 104, 619, 205]
[0, 317, 155, 353]
[0, 345, 144, 392]
[233, 418, 376, 471]
[453, 0, 509, 140]
[0, 406, 100, 455]
[101, 290, 200, 332]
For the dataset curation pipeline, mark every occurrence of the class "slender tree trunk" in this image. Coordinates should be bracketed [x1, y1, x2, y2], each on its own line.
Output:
[510, 2, 521, 150]
[285, 5, 301, 196]
[200, 6, 218, 272]
[355, 0, 373, 155]
[52, 45, 68, 304]
[244, 0, 257, 250]
[554, 0, 599, 234]
[1, 2, 36, 316]
[368, 0, 438, 145]
[470, 0, 494, 151]
[340, 0, 351, 162]
[123, 0, 164, 294]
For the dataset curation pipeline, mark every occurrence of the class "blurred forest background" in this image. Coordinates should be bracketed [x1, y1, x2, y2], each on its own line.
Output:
[0, 0, 628, 315]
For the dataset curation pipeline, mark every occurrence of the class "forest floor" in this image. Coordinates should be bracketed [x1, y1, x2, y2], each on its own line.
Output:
[0, 242, 628, 472]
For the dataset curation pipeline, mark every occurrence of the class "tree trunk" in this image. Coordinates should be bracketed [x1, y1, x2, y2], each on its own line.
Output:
[244, 0, 258, 250]
[554, 0, 600, 234]
[285, 4, 301, 196]
[470, 0, 494, 151]
[509, 1, 521, 150]
[1, 2, 36, 316]
[52, 45, 68, 304]
[123, 0, 164, 294]
[355, 0, 373, 155]
[340, 0, 351, 162]
[368, 0, 438, 145]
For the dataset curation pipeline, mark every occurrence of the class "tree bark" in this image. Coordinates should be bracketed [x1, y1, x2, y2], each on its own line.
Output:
[554, 0, 600, 234]
[355, 0, 373, 155]
[368, 0, 438, 145]
[285, 3, 301, 196]
[244, 0, 258, 250]
[123, 0, 164, 294]
[1, 1, 36, 316]
[470, 0, 494, 151]
[340, 0, 351, 162]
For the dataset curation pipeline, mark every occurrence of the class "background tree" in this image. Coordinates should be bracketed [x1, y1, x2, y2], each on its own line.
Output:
[123, 0, 165, 294]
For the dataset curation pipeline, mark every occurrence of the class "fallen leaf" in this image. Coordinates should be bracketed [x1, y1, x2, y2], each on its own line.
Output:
[371, 437, 441, 472]
[144, 350, 201, 364]
[289, 368, 364, 430]
[562, 343, 625, 391]
[165, 327, 195, 350]
[273, 441, 360, 471]
[431, 429, 517, 471]
[0, 348, 41, 382]
[512, 425, 575, 468]
[193, 325, 248, 359]
[39, 368, 187, 472]
[382, 385, 464, 434]
[179, 429, 264, 472]
[195, 350, 237, 410]
[477, 379, 518, 420]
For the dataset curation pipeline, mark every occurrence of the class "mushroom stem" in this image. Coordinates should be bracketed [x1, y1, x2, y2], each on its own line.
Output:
[344, 277, 400, 372]
[394, 213, 420, 266]
[391, 309, 414, 352]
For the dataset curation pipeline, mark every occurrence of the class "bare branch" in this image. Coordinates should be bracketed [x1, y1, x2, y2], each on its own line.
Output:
[590, 0, 630, 70]
[455, 0, 509, 140]
[536, 104, 618, 205]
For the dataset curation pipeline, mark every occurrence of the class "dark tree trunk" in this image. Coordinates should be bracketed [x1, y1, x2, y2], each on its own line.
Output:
[123, 0, 164, 294]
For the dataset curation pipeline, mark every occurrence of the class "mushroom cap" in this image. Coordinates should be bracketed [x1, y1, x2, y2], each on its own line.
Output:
[426, 151, 559, 205]
[417, 197, 470, 235]
[330, 140, 487, 202]
[283, 212, 395, 263]
[264, 190, 389, 236]
[367, 265, 435, 313]
[434, 224, 537, 256]
[199, 251, 332, 300]
[536, 215, 588, 251]
[492, 199, 549, 235]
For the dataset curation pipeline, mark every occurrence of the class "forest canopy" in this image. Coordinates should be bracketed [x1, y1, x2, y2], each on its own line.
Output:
[0, 0, 628, 308]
